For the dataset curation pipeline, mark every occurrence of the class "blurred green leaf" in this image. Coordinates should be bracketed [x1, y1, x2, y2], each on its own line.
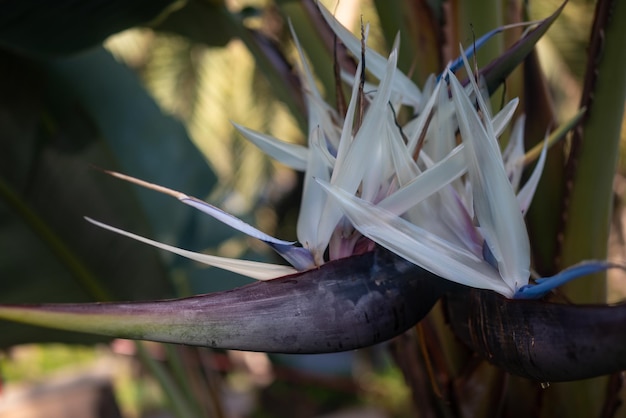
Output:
[42, 48, 218, 244]
[0, 46, 228, 345]
[0, 51, 173, 346]
[0, 0, 183, 56]
[559, 0, 626, 299]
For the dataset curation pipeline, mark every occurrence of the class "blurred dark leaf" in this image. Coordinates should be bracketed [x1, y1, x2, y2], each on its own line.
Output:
[0, 45, 225, 346]
[155, 0, 235, 47]
[42, 48, 217, 242]
[0, 0, 182, 56]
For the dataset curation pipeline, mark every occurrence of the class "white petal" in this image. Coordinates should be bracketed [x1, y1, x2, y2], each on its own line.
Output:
[421, 79, 457, 162]
[289, 19, 323, 102]
[317, 4, 422, 108]
[232, 123, 308, 171]
[492, 98, 519, 138]
[379, 144, 467, 215]
[517, 133, 548, 215]
[332, 60, 362, 175]
[316, 183, 513, 296]
[181, 197, 315, 270]
[297, 127, 332, 263]
[331, 49, 398, 197]
[85, 217, 297, 280]
[405, 78, 443, 156]
[316, 50, 400, 253]
[449, 69, 529, 292]
[502, 115, 526, 191]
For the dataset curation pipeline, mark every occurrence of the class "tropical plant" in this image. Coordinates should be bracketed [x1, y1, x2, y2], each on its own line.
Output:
[0, 0, 624, 417]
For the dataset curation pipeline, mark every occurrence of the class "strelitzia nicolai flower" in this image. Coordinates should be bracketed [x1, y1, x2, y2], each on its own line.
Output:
[2, 3, 626, 376]
[84, 5, 551, 300]
[3, 3, 626, 386]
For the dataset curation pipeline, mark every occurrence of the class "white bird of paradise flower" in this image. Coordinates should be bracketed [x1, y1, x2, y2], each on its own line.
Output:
[87, 4, 616, 300]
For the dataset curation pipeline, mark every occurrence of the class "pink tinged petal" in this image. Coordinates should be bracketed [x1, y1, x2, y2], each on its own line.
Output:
[437, 188, 484, 256]
[316, 181, 514, 296]
[85, 218, 297, 280]
[502, 115, 526, 190]
[448, 69, 530, 292]
[517, 132, 548, 215]
[232, 123, 308, 171]
[317, 4, 422, 108]
[328, 217, 360, 260]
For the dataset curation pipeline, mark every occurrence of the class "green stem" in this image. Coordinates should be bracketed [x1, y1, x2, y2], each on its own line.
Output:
[136, 342, 202, 418]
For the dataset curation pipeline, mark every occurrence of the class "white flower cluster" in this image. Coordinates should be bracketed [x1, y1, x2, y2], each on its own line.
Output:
[88, 4, 546, 298]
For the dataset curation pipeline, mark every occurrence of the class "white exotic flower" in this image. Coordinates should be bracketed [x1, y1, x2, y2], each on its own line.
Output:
[91, 4, 612, 300]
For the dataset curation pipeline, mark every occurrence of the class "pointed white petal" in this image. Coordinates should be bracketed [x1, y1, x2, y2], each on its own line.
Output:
[316, 182, 513, 296]
[379, 144, 467, 215]
[288, 19, 323, 102]
[316, 50, 400, 254]
[517, 133, 548, 215]
[101, 169, 315, 269]
[492, 98, 519, 138]
[85, 217, 297, 280]
[332, 60, 362, 174]
[181, 197, 315, 270]
[385, 114, 420, 186]
[232, 122, 308, 171]
[181, 197, 295, 246]
[331, 49, 398, 197]
[421, 79, 457, 162]
[449, 69, 529, 292]
[502, 115, 526, 191]
[297, 127, 332, 263]
[405, 78, 443, 155]
[317, 4, 422, 107]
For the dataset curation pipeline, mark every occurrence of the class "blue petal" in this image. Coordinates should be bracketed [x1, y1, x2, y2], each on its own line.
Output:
[438, 20, 544, 81]
[514, 261, 620, 299]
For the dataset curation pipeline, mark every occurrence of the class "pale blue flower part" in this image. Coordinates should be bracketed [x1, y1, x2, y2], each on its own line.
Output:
[440, 20, 545, 81]
[514, 261, 621, 299]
